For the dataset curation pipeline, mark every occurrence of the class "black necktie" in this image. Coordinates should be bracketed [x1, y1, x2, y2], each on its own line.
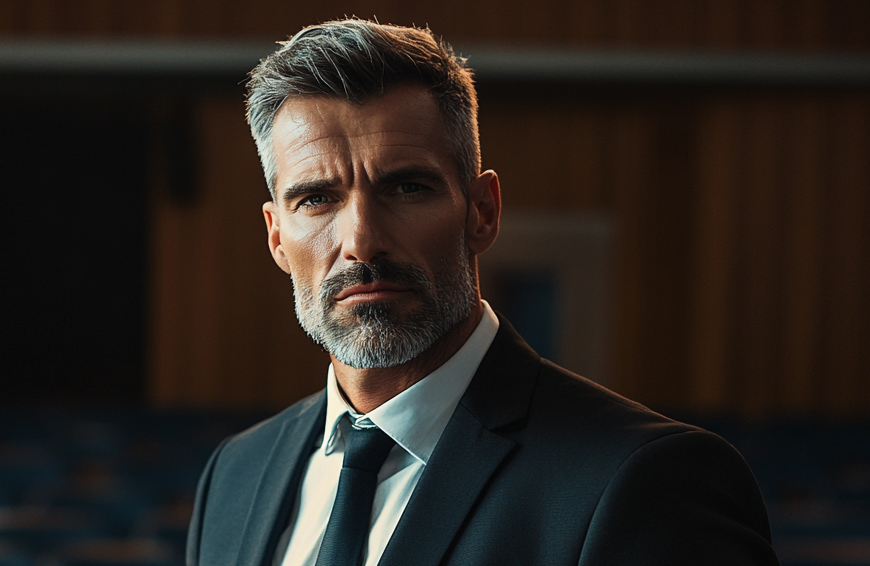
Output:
[314, 423, 396, 566]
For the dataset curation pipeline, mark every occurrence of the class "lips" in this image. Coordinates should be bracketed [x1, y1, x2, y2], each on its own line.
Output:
[319, 260, 431, 306]
[333, 281, 412, 303]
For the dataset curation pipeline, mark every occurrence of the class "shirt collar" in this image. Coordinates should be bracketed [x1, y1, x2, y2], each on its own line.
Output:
[321, 300, 500, 465]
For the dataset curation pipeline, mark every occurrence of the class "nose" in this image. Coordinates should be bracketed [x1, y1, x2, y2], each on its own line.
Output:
[338, 191, 391, 264]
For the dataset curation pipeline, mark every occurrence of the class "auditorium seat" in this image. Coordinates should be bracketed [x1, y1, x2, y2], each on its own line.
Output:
[1, 408, 867, 565]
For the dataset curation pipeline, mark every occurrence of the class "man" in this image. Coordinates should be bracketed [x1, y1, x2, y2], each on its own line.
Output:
[187, 19, 779, 566]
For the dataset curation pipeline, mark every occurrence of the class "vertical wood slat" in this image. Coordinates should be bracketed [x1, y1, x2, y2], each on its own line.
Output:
[182, 101, 222, 405]
[780, 96, 826, 413]
[616, 103, 688, 408]
[568, 0, 605, 45]
[111, 2, 156, 36]
[74, 0, 113, 36]
[147, 103, 187, 404]
[609, 0, 646, 46]
[648, 0, 701, 47]
[478, 99, 546, 213]
[479, 98, 612, 212]
[829, 0, 870, 50]
[701, 0, 742, 48]
[566, 107, 607, 209]
[688, 99, 742, 410]
[859, 114, 870, 411]
[522, 0, 561, 43]
[510, 105, 564, 208]
[860, 103, 870, 411]
[181, 0, 222, 36]
[464, 0, 513, 43]
[0, 1, 22, 34]
[2, 0, 870, 49]
[149, 0, 183, 38]
[188, 100, 242, 406]
[148, 199, 190, 404]
[821, 96, 869, 414]
[787, 0, 828, 49]
[747, 0, 787, 49]
[608, 108, 654, 402]
[734, 97, 787, 416]
[21, 0, 63, 34]
[1, 0, 870, 50]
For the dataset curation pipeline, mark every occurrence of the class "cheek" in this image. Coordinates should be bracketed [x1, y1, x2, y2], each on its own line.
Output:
[280, 218, 337, 283]
[414, 217, 466, 269]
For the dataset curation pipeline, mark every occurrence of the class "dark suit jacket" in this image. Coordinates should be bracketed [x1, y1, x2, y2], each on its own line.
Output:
[187, 317, 779, 565]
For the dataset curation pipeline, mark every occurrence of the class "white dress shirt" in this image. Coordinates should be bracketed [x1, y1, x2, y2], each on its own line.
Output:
[273, 301, 499, 566]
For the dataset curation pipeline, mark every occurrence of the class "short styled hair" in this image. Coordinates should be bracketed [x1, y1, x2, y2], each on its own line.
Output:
[246, 19, 481, 198]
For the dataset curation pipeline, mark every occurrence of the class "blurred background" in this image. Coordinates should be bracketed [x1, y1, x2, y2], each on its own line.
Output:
[1, 1, 868, 565]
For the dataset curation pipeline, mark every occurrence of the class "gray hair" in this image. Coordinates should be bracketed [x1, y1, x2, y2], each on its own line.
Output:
[246, 19, 481, 199]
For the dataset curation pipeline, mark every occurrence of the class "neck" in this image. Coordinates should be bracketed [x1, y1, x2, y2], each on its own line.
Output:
[331, 302, 484, 414]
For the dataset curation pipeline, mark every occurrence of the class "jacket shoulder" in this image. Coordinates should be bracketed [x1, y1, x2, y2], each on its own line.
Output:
[217, 389, 325, 463]
[187, 390, 326, 565]
[511, 357, 730, 492]
[532, 359, 696, 439]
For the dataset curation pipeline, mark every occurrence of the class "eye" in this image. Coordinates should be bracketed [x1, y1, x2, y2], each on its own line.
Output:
[299, 194, 330, 208]
[396, 182, 427, 195]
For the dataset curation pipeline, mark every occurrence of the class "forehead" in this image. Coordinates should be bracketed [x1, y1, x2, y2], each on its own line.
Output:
[271, 87, 457, 183]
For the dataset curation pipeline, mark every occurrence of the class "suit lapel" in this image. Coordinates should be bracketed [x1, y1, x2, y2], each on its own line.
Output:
[379, 316, 541, 566]
[235, 393, 327, 566]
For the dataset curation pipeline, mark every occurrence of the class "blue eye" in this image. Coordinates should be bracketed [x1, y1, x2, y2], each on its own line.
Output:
[301, 194, 329, 207]
[397, 183, 425, 194]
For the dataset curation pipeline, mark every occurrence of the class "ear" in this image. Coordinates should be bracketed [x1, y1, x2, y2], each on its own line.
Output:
[466, 170, 501, 256]
[263, 201, 291, 274]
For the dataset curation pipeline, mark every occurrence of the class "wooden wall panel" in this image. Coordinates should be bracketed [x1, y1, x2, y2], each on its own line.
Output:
[479, 89, 869, 417]
[609, 0, 646, 45]
[688, 100, 742, 411]
[787, 0, 827, 49]
[747, 0, 787, 48]
[567, 1, 605, 45]
[141, 91, 869, 414]
[700, 0, 739, 48]
[781, 98, 826, 413]
[606, 108, 659, 404]
[3, 0, 870, 51]
[7, 0, 867, 414]
[148, 98, 329, 409]
[821, 97, 869, 414]
[829, 0, 870, 50]
[735, 98, 788, 416]
[565, 108, 607, 209]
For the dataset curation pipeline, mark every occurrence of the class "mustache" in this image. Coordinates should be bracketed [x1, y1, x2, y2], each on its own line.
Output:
[319, 260, 432, 303]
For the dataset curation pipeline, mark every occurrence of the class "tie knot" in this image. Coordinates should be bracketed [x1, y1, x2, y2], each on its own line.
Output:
[341, 424, 395, 473]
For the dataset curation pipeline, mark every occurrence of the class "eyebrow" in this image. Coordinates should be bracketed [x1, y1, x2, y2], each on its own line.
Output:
[280, 166, 446, 201]
[375, 165, 446, 186]
[281, 178, 340, 201]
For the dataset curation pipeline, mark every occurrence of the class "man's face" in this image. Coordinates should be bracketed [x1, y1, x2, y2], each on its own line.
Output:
[263, 86, 481, 368]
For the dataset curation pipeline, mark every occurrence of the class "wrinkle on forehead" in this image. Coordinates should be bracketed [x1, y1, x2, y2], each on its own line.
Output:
[271, 87, 456, 187]
[274, 88, 443, 140]
[278, 135, 440, 174]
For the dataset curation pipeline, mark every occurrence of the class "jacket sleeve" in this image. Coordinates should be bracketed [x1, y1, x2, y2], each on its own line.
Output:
[186, 438, 231, 566]
[578, 430, 780, 566]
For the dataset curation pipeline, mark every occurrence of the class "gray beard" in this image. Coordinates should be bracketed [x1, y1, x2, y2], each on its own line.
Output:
[292, 244, 476, 369]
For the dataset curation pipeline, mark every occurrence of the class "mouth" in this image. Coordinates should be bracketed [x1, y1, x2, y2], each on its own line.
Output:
[333, 281, 414, 305]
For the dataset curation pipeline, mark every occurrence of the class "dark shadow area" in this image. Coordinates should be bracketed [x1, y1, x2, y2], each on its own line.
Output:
[0, 103, 150, 406]
[0, 407, 270, 566]
[677, 415, 870, 566]
[486, 269, 558, 361]
[2, 408, 868, 565]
